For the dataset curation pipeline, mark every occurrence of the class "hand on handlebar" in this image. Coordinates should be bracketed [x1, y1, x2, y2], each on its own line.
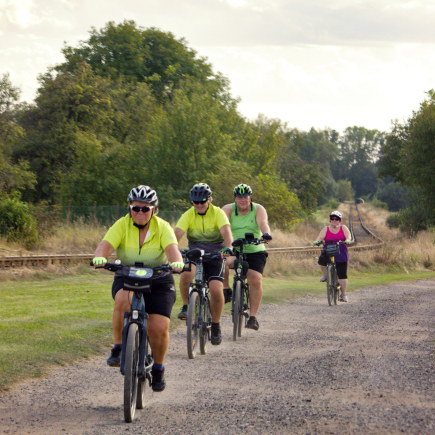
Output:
[262, 233, 272, 241]
[221, 247, 233, 256]
[313, 241, 321, 246]
[170, 261, 185, 272]
[92, 257, 107, 265]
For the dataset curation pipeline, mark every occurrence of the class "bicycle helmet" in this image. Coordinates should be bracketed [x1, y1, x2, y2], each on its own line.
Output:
[190, 183, 212, 202]
[330, 210, 342, 220]
[127, 185, 158, 206]
[233, 183, 253, 197]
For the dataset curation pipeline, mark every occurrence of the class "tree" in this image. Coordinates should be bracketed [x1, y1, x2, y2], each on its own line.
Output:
[0, 73, 35, 196]
[59, 21, 215, 102]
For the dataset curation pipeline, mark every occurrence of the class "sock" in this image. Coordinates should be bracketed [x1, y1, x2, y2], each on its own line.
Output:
[212, 322, 220, 327]
[113, 344, 121, 350]
[153, 363, 164, 370]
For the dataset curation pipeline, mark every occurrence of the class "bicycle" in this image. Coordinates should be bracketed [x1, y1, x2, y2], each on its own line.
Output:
[231, 232, 266, 341]
[182, 249, 224, 359]
[92, 260, 174, 423]
[314, 241, 346, 306]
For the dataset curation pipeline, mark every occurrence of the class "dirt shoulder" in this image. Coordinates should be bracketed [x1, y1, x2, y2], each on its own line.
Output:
[1, 279, 434, 435]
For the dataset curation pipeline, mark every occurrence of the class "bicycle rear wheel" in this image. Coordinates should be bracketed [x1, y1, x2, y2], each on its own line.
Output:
[186, 291, 200, 359]
[232, 281, 243, 341]
[326, 264, 334, 306]
[124, 323, 139, 423]
[136, 337, 152, 410]
[200, 297, 211, 355]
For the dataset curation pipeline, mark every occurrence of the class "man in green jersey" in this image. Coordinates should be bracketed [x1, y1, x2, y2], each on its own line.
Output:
[92, 185, 184, 392]
[222, 184, 272, 331]
[175, 183, 233, 345]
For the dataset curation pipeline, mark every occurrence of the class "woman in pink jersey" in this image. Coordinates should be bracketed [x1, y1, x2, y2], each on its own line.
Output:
[314, 210, 352, 302]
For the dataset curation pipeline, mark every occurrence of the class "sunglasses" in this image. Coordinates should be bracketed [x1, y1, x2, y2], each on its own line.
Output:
[192, 200, 207, 205]
[130, 205, 154, 213]
[330, 217, 341, 221]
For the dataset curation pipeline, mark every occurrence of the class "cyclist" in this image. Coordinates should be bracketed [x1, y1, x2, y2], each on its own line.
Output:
[175, 183, 233, 345]
[92, 185, 184, 392]
[222, 183, 272, 331]
[313, 210, 351, 302]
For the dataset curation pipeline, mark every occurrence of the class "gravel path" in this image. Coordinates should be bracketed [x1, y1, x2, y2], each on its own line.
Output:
[1, 279, 434, 435]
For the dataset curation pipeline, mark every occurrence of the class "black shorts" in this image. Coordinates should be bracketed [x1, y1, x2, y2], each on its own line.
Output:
[245, 251, 268, 275]
[112, 274, 176, 319]
[203, 257, 225, 283]
[318, 252, 348, 280]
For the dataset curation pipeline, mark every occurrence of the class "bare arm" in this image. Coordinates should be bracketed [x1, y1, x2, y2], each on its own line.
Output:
[94, 240, 115, 259]
[256, 205, 271, 235]
[342, 225, 352, 241]
[315, 227, 328, 242]
[220, 224, 233, 248]
[221, 204, 232, 220]
[165, 243, 183, 264]
[174, 227, 185, 243]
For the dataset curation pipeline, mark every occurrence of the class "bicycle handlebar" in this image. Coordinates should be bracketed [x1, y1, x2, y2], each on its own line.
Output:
[314, 240, 347, 247]
[90, 261, 182, 273]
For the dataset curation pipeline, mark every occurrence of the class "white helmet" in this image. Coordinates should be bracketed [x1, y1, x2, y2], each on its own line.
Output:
[330, 210, 342, 219]
[127, 185, 158, 205]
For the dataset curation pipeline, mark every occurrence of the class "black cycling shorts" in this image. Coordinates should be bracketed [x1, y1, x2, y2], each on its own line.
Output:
[244, 251, 268, 275]
[112, 274, 176, 319]
[318, 252, 348, 280]
[203, 257, 225, 283]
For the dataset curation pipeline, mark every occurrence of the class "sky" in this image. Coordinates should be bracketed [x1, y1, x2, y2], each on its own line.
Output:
[1, 0, 435, 133]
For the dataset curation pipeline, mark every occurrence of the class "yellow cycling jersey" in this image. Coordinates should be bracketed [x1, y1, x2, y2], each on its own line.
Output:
[176, 204, 229, 244]
[103, 214, 177, 267]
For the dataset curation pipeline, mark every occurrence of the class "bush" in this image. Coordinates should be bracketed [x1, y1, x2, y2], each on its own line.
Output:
[371, 198, 388, 209]
[0, 197, 39, 248]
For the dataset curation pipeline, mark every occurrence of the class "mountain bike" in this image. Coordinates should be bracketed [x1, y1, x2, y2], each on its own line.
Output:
[92, 260, 174, 423]
[314, 241, 346, 306]
[183, 249, 224, 359]
[231, 233, 266, 341]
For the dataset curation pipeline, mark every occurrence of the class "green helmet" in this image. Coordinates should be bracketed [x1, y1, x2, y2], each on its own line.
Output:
[233, 183, 253, 197]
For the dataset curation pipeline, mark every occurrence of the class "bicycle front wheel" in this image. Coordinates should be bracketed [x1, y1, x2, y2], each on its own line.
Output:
[333, 269, 339, 305]
[326, 264, 334, 306]
[232, 281, 243, 341]
[187, 291, 200, 359]
[136, 336, 152, 410]
[200, 296, 211, 355]
[124, 323, 140, 423]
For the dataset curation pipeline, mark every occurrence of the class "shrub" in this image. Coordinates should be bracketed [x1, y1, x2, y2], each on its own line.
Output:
[0, 197, 39, 248]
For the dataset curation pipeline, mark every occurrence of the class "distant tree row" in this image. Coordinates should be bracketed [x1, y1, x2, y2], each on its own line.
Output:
[1, 20, 429, 242]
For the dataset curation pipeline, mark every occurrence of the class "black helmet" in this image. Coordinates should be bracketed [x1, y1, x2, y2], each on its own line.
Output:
[233, 183, 252, 197]
[190, 183, 212, 202]
[127, 185, 158, 206]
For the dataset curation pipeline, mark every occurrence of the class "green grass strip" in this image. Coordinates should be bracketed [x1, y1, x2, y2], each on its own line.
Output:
[1, 270, 434, 391]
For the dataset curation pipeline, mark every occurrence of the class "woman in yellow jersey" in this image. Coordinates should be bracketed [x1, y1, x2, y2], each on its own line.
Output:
[174, 183, 233, 346]
[92, 185, 184, 392]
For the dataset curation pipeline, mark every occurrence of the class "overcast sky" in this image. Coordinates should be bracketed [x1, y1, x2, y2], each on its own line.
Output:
[1, 0, 435, 133]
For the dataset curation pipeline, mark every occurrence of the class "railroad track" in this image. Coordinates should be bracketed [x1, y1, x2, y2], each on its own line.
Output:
[1, 203, 383, 268]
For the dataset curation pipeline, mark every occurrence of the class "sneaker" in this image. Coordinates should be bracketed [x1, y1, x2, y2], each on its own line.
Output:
[223, 288, 232, 304]
[107, 346, 121, 367]
[177, 305, 188, 320]
[246, 316, 260, 331]
[151, 367, 166, 392]
[319, 275, 327, 282]
[211, 323, 222, 345]
[339, 293, 348, 302]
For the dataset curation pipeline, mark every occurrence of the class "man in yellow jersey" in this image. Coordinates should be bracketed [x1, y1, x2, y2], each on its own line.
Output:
[222, 184, 272, 331]
[92, 185, 184, 392]
[175, 183, 233, 345]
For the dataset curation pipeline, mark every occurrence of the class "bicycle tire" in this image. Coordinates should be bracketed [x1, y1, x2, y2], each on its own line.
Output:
[232, 280, 242, 341]
[326, 264, 333, 306]
[238, 282, 245, 338]
[333, 266, 339, 305]
[186, 291, 200, 359]
[124, 323, 139, 423]
[136, 336, 151, 410]
[200, 296, 211, 355]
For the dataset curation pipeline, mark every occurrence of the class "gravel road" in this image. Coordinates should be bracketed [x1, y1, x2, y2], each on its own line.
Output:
[1, 279, 434, 435]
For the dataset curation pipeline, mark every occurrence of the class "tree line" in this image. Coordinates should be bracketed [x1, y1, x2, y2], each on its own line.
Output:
[0, 20, 430, 244]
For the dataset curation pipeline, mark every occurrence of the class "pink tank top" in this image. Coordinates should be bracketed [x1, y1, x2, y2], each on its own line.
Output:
[325, 226, 349, 262]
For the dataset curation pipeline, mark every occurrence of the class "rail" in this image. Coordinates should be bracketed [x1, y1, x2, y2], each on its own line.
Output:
[0, 202, 384, 268]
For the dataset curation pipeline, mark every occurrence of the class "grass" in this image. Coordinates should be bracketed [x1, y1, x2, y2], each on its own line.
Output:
[1, 268, 435, 392]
